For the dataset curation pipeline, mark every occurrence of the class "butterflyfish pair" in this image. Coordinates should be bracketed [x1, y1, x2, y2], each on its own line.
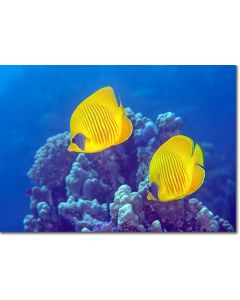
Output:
[68, 87, 133, 153]
[68, 88, 205, 201]
[148, 135, 205, 202]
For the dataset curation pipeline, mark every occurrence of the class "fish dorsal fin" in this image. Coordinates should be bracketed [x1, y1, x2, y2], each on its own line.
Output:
[119, 101, 125, 115]
[82, 86, 119, 113]
[160, 135, 194, 157]
[70, 86, 118, 136]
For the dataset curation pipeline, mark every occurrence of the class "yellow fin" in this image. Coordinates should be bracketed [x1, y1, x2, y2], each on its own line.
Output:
[68, 142, 81, 153]
[70, 86, 118, 137]
[187, 165, 205, 195]
[193, 143, 204, 166]
[161, 135, 194, 156]
[119, 101, 125, 115]
[147, 192, 157, 200]
[83, 86, 118, 113]
[114, 115, 133, 145]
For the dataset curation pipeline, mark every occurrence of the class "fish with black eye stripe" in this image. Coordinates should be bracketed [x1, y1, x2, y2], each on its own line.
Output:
[148, 135, 205, 202]
[68, 86, 133, 153]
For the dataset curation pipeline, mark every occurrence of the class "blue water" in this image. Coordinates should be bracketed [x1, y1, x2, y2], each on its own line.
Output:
[0, 65, 236, 231]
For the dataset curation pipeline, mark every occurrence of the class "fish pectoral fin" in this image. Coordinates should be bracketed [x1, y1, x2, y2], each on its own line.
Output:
[188, 164, 205, 195]
[147, 192, 157, 201]
[68, 143, 82, 153]
[115, 115, 133, 145]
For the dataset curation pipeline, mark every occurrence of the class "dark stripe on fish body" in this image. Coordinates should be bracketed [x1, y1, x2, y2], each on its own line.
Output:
[109, 112, 118, 140]
[159, 154, 170, 195]
[166, 152, 178, 195]
[91, 104, 105, 145]
[107, 108, 119, 137]
[158, 155, 166, 191]
[172, 152, 184, 185]
[95, 104, 109, 144]
[88, 104, 101, 144]
[166, 152, 179, 195]
[166, 153, 177, 195]
[163, 153, 174, 194]
[98, 104, 115, 145]
[104, 108, 116, 144]
[161, 153, 173, 195]
[82, 105, 94, 139]
[169, 152, 182, 195]
[169, 152, 181, 194]
[178, 154, 189, 183]
[102, 106, 116, 144]
[96, 104, 110, 145]
[87, 104, 99, 144]
[172, 152, 186, 193]
[174, 153, 185, 195]
[98, 105, 113, 144]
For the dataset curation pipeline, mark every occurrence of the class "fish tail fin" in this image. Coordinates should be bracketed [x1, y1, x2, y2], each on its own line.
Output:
[114, 115, 133, 145]
[188, 165, 205, 195]
[193, 143, 204, 166]
[187, 143, 205, 196]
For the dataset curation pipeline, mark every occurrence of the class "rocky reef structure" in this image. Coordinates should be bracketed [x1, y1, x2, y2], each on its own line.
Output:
[24, 108, 235, 232]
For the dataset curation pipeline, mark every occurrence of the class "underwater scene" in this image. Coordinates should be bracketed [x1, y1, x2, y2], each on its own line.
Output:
[0, 65, 236, 232]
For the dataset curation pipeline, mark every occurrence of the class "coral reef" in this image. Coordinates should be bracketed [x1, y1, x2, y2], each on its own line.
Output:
[58, 197, 108, 232]
[27, 132, 77, 188]
[195, 142, 236, 228]
[24, 108, 235, 232]
[156, 112, 183, 144]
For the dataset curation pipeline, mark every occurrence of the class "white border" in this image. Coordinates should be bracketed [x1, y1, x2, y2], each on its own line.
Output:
[0, 1, 239, 300]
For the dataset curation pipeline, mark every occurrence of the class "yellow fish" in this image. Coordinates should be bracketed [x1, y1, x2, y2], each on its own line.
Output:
[68, 86, 133, 153]
[148, 135, 205, 202]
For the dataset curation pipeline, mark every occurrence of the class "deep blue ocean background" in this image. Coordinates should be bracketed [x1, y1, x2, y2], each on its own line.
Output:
[0, 65, 236, 232]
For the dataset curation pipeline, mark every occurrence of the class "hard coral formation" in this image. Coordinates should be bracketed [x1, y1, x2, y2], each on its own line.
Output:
[24, 108, 235, 232]
[58, 197, 108, 231]
[156, 112, 183, 144]
[27, 132, 77, 188]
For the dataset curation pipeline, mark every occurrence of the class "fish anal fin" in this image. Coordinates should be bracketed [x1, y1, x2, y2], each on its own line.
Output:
[188, 165, 205, 195]
[114, 115, 133, 145]
[193, 143, 204, 166]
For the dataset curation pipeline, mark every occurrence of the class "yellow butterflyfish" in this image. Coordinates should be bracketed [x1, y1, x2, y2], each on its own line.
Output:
[68, 86, 133, 153]
[148, 135, 205, 202]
